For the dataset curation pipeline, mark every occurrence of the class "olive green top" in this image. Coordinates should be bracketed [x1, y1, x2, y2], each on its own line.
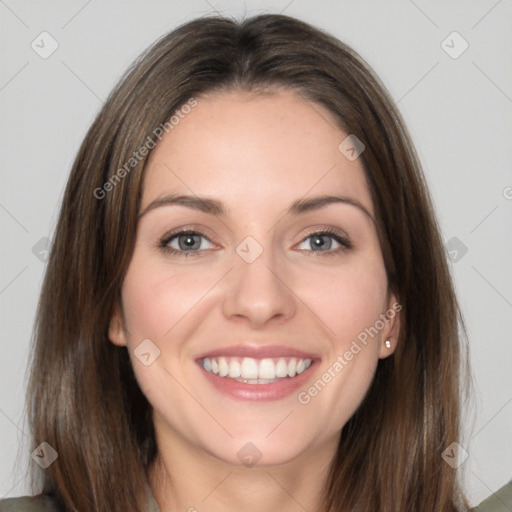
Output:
[1, 479, 511, 511]
[0, 482, 160, 512]
[471, 479, 512, 511]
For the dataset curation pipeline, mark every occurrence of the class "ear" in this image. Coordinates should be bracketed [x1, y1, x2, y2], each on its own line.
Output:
[108, 302, 127, 347]
[378, 293, 401, 359]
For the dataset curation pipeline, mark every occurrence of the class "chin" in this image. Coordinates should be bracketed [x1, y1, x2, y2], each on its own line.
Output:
[201, 434, 312, 469]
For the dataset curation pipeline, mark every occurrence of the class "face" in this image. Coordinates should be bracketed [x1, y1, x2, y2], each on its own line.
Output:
[109, 88, 400, 467]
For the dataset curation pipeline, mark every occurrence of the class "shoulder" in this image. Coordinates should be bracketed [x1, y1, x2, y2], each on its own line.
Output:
[0, 494, 61, 512]
[470, 479, 512, 512]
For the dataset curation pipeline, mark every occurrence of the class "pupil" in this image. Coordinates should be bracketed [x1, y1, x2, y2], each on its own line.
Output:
[313, 235, 331, 250]
[180, 234, 199, 250]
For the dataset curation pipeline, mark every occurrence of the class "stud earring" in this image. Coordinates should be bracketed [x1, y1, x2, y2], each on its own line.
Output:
[385, 339, 391, 349]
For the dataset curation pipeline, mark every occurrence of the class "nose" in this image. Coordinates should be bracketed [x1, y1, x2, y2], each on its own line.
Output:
[221, 243, 297, 329]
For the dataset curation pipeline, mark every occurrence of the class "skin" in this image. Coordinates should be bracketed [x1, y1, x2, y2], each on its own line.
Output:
[109, 88, 400, 512]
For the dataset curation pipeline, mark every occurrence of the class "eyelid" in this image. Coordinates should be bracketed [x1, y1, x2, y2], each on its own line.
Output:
[297, 225, 350, 244]
[160, 225, 216, 243]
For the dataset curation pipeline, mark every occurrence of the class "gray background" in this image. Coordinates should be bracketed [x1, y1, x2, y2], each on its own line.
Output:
[1, 0, 511, 506]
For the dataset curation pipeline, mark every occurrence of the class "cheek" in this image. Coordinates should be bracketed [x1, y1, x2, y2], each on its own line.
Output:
[118, 257, 209, 410]
[298, 256, 388, 347]
[120, 256, 210, 344]
[295, 260, 388, 427]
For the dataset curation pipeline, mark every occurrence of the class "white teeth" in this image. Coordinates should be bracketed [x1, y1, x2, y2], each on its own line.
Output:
[287, 358, 297, 377]
[275, 358, 288, 378]
[228, 359, 241, 378]
[201, 356, 313, 381]
[218, 357, 229, 377]
[259, 358, 275, 379]
[240, 357, 259, 379]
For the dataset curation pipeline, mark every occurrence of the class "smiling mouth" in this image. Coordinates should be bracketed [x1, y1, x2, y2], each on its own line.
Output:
[200, 356, 313, 384]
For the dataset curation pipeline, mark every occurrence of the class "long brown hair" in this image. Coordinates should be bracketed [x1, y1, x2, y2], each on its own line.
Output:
[25, 13, 471, 511]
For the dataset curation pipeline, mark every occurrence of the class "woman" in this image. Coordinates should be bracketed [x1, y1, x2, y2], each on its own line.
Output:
[0, 13, 505, 512]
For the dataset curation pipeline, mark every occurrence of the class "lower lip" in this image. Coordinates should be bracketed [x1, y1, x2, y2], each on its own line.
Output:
[197, 361, 318, 401]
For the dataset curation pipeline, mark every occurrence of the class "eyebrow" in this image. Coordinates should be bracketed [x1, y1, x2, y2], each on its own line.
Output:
[138, 193, 374, 222]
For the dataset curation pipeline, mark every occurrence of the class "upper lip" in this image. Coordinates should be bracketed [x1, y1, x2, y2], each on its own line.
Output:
[196, 344, 320, 361]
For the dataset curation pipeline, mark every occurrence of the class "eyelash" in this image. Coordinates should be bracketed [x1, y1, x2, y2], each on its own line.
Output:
[158, 227, 352, 258]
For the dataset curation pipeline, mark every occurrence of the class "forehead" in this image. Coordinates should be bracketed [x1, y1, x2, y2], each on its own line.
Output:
[141, 89, 373, 217]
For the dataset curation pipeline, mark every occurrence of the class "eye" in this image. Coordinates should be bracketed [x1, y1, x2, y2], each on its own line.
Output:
[296, 229, 351, 255]
[158, 227, 351, 258]
[159, 229, 215, 257]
